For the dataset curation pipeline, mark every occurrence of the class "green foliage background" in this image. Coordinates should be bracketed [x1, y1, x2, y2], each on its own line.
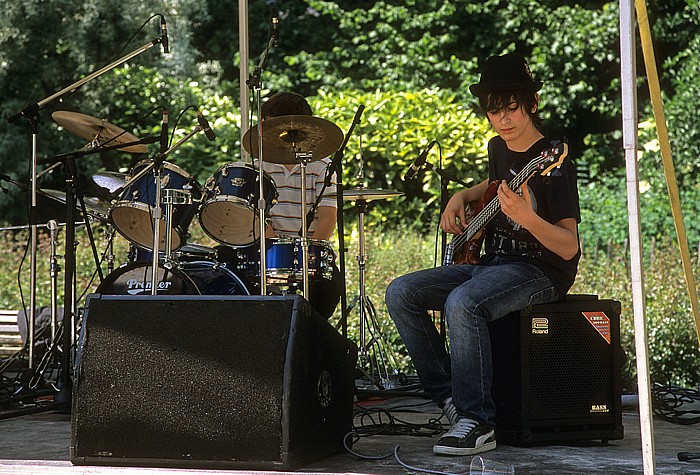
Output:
[1, 1, 699, 387]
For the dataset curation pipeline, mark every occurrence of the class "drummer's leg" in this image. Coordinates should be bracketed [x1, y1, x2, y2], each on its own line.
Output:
[307, 264, 342, 319]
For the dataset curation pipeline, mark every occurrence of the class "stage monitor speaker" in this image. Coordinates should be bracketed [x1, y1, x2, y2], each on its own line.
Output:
[71, 294, 358, 470]
[489, 295, 624, 446]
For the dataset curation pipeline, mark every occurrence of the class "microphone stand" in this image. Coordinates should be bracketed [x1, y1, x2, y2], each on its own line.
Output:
[6, 33, 166, 410]
[423, 161, 470, 339]
[302, 104, 365, 337]
[246, 31, 276, 297]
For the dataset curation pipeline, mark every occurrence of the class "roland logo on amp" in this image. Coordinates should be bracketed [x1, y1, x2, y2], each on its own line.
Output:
[531, 317, 549, 334]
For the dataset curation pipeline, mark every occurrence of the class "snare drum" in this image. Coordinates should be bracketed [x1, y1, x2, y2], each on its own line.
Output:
[96, 260, 249, 296]
[222, 237, 335, 283]
[198, 162, 278, 247]
[109, 160, 201, 251]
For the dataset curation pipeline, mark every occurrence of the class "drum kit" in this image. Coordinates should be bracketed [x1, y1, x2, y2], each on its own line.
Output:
[19, 105, 406, 390]
[32, 110, 402, 311]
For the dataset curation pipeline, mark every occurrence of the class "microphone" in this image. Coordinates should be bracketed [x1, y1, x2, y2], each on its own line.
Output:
[272, 14, 279, 47]
[160, 108, 169, 152]
[195, 108, 216, 141]
[678, 452, 700, 461]
[160, 15, 169, 53]
[403, 140, 437, 181]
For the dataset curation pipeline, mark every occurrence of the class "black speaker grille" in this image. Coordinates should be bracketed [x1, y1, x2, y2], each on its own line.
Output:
[74, 297, 294, 462]
[526, 311, 614, 421]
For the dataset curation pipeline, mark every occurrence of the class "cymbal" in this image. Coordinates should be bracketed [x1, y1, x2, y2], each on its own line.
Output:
[241, 115, 343, 164]
[52, 111, 147, 154]
[40, 189, 111, 221]
[92, 171, 127, 194]
[343, 188, 404, 202]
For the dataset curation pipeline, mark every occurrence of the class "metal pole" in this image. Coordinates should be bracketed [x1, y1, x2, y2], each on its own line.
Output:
[619, 1, 656, 473]
[239, 0, 250, 162]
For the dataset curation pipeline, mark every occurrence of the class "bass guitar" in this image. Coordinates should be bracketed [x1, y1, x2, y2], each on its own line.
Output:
[443, 141, 568, 265]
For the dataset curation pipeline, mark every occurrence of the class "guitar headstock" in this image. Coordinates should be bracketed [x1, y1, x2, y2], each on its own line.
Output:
[537, 141, 568, 176]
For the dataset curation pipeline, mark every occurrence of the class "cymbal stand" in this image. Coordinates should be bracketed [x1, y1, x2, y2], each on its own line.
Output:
[353, 198, 396, 390]
[297, 152, 313, 299]
[147, 125, 203, 292]
[150, 161, 164, 295]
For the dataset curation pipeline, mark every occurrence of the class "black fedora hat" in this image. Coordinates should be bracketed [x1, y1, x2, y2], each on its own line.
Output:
[469, 53, 543, 97]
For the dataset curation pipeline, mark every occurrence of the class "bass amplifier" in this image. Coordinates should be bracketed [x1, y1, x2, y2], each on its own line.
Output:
[489, 294, 624, 445]
[71, 294, 357, 470]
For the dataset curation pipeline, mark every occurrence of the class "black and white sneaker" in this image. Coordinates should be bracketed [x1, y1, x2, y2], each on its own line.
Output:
[433, 417, 496, 456]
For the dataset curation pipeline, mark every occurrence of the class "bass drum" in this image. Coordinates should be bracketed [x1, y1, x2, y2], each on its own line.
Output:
[96, 261, 249, 296]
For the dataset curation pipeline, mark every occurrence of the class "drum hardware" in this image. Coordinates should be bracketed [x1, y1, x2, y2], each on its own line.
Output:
[344, 186, 404, 390]
[242, 115, 344, 300]
[161, 188, 193, 268]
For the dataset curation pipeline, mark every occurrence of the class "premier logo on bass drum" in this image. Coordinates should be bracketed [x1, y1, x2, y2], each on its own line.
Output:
[125, 278, 174, 295]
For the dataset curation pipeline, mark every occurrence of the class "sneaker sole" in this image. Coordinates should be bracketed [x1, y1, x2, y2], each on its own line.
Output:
[432, 440, 497, 456]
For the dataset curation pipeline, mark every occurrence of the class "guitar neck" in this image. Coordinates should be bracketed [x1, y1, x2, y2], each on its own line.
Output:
[462, 162, 538, 240]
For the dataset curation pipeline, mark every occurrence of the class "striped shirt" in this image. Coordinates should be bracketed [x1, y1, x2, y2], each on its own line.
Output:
[259, 158, 337, 237]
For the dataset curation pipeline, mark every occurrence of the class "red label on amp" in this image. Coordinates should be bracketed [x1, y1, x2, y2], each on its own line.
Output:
[582, 311, 611, 344]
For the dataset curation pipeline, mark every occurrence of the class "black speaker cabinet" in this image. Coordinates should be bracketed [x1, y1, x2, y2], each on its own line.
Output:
[71, 294, 358, 470]
[489, 295, 624, 446]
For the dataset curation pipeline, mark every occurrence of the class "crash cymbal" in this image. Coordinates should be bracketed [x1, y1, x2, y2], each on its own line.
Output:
[92, 171, 127, 194]
[40, 189, 111, 221]
[52, 111, 147, 154]
[242, 115, 344, 164]
[343, 188, 404, 202]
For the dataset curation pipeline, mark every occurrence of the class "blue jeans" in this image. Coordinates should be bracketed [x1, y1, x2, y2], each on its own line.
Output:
[384, 257, 559, 427]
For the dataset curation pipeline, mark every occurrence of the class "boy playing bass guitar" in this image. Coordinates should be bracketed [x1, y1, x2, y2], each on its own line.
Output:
[385, 53, 581, 456]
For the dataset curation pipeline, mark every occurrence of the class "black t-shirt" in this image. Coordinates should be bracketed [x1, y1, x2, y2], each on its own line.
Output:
[483, 136, 581, 296]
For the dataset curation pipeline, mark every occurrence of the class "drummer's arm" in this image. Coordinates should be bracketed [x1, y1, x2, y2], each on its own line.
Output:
[311, 206, 337, 241]
[265, 223, 278, 239]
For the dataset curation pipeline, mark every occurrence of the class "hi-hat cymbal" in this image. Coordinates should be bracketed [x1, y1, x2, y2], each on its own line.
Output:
[52, 111, 147, 154]
[343, 188, 404, 202]
[40, 189, 111, 221]
[92, 171, 127, 194]
[242, 115, 343, 164]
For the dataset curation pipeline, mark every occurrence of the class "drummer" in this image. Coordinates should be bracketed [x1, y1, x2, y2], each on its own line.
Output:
[258, 91, 341, 320]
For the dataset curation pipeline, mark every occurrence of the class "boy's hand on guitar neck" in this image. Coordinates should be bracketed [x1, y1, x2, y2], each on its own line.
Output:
[440, 180, 488, 235]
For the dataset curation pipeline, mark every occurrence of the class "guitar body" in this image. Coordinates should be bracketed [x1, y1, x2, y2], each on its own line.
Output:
[450, 180, 499, 265]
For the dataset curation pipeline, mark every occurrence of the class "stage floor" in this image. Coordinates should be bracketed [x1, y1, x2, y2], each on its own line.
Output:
[0, 395, 698, 475]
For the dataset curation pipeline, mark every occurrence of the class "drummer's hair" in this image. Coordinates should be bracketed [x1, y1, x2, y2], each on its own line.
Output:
[262, 92, 313, 119]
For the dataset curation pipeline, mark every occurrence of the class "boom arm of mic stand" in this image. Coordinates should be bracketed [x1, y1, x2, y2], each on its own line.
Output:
[8, 38, 163, 124]
[424, 162, 470, 188]
[301, 105, 365, 234]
